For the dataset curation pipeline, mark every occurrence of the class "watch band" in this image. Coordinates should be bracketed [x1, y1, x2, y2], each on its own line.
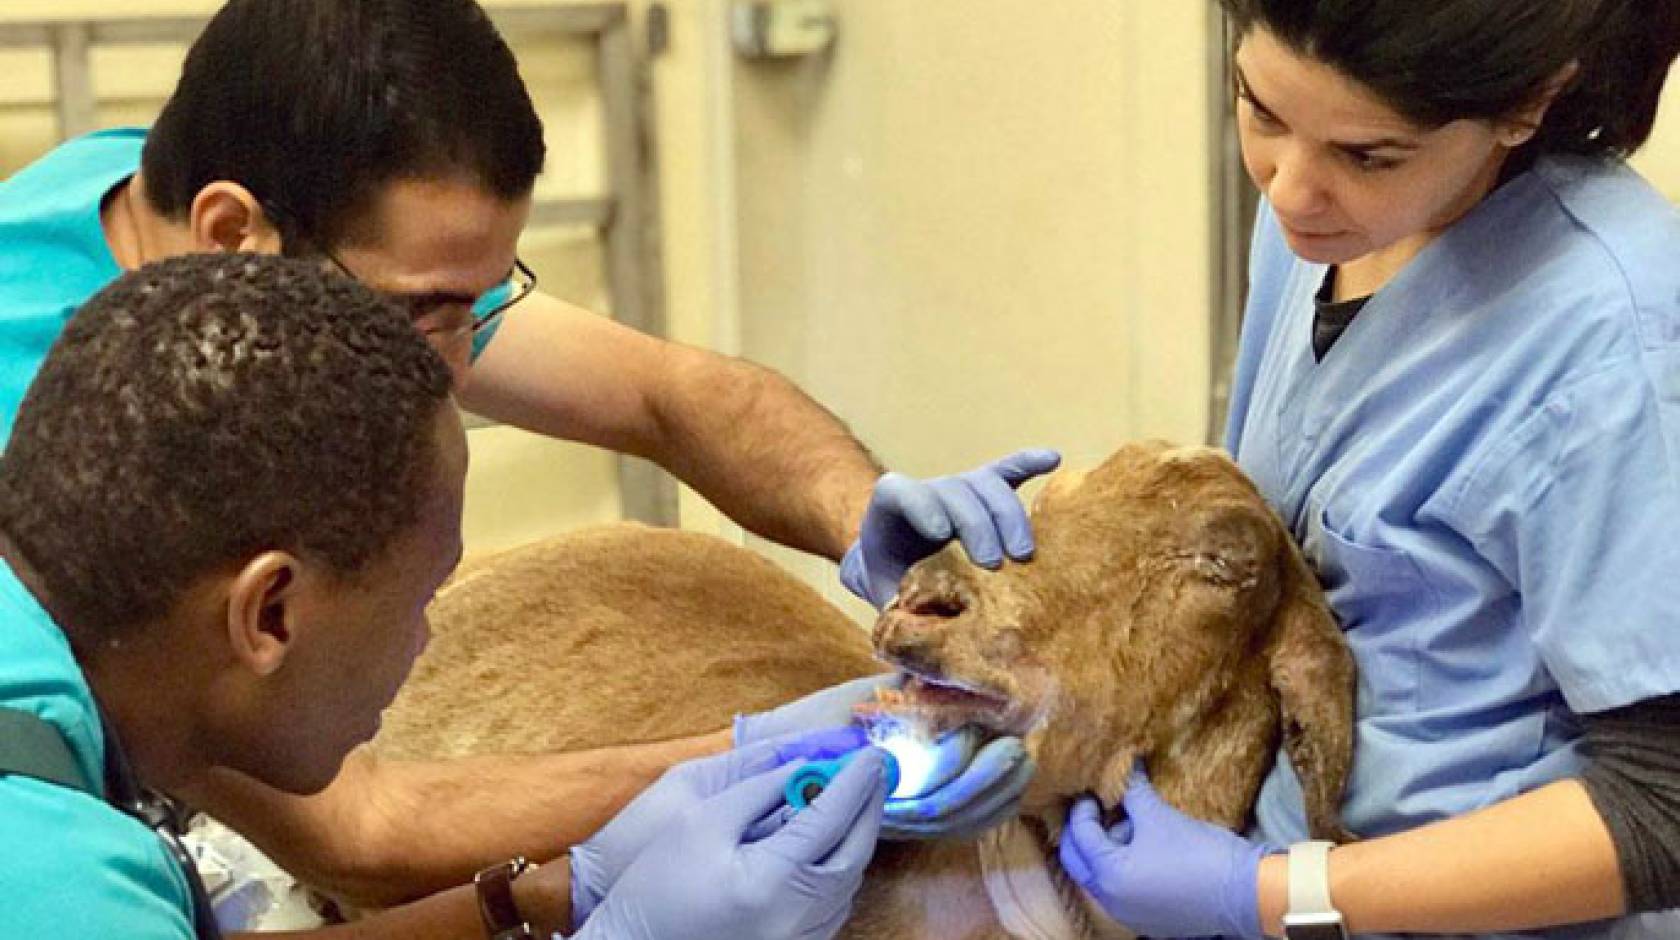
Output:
[1283, 840, 1348, 940]
[1288, 840, 1334, 913]
[474, 856, 536, 940]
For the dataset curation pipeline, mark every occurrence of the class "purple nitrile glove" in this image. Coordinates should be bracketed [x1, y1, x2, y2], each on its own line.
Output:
[569, 729, 875, 930]
[840, 449, 1062, 609]
[575, 748, 888, 940]
[1058, 765, 1272, 940]
[733, 674, 903, 748]
[763, 726, 1035, 841]
[881, 735, 1033, 840]
[735, 679, 1036, 841]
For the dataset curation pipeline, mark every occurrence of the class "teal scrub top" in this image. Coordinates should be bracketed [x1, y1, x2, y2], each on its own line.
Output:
[0, 128, 133, 449]
[1228, 157, 1680, 940]
[0, 560, 196, 937]
[0, 128, 509, 449]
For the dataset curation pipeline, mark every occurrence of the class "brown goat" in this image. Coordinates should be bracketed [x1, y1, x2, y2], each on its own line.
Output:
[373, 441, 1356, 939]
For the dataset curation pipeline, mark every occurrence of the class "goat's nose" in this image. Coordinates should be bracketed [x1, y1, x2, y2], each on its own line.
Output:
[896, 566, 973, 619]
[873, 568, 973, 662]
[872, 611, 946, 677]
[900, 589, 968, 620]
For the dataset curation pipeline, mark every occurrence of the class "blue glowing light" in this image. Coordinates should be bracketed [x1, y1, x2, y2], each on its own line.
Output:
[877, 734, 940, 799]
[871, 726, 979, 800]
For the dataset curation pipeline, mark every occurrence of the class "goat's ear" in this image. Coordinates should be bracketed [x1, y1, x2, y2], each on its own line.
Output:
[1182, 500, 1274, 590]
[1264, 546, 1359, 843]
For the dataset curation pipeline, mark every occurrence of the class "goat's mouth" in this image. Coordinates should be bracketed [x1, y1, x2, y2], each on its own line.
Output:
[853, 670, 1037, 739]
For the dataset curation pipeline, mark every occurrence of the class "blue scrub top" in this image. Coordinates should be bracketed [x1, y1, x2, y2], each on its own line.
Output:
[0, 560, 197, 937]
[1228, 157, 1680, 940]
[0, 128, 509, 449]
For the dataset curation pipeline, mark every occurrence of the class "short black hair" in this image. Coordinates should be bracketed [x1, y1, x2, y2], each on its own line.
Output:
[1217, 0, 1680, 159]
[142, 0, 546, 247]
[0, 254, 454, 641]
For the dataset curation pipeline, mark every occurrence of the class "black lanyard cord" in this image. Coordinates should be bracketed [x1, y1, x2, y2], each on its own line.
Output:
[100, 711, 225, 940]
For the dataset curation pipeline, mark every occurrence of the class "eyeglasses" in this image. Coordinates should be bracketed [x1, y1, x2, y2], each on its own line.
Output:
[322, 250, 538, 342]
[263, 202, 537, 341]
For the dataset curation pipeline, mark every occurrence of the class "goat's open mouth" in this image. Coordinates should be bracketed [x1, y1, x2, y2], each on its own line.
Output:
[853, 671, 1029, 739]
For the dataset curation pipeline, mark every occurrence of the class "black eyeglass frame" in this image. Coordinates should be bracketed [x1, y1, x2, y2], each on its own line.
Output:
[261, 201, 538, 337]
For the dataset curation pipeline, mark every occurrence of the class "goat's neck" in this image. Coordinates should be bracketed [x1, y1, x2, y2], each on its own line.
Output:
[978, 817, 1134, 940]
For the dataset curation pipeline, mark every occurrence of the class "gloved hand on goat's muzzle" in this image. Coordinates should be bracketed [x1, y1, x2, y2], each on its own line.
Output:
[881, 733, 1034, 840]
[840, 449, 1062, 609]
[736, 680, 1036, 842]
[1059, 763, 1273, 940]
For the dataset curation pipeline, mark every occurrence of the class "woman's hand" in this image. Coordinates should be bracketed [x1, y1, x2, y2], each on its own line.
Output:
[1059, 764, 1273, 939]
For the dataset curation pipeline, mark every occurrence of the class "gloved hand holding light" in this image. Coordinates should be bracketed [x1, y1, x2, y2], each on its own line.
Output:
[748, 688, 1035, 840]
[783, 726, 983, 809]
[785, 749, 901, 809]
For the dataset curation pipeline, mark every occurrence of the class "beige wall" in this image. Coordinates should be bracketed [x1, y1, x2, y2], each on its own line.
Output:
[727, 2, 1217, 604]
[1632, 62, 1680, 200]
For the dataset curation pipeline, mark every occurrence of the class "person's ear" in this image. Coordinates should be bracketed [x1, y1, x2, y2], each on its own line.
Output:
[1497, 60, 1580, 149]
[225, 551, 306, 678]
[188, 181, 286, 255]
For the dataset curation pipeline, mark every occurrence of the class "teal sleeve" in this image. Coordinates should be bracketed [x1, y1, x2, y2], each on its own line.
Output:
[0, 777, 196, 939]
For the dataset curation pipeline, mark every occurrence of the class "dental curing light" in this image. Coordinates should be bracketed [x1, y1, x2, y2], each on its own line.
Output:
[783, 725, 988, 810]
[785, 749, 902, 810]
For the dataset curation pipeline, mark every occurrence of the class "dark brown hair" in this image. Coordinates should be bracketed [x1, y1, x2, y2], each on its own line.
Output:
[0, 254, 453, 639]
[1217, 0, 1680, 158]
[142, 0, 546, 248]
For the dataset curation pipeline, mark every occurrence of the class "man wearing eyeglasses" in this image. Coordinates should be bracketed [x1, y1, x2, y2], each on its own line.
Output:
[0, 0, 1052, 926]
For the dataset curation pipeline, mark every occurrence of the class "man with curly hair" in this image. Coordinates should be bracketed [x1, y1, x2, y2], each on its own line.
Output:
[0, 253, 888, 939]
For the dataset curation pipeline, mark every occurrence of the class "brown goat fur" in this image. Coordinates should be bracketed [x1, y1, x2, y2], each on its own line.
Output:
[373, 441, 1356, 938]
[376, 523, 880, 759]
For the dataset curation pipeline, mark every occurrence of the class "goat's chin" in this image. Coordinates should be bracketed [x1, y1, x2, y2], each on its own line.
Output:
[1019, 714, 1143, 813]
[1019, 747, 1082, 815]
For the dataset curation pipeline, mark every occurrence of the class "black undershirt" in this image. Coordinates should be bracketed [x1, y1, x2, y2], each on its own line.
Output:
[1580, 697, 1680, 912]
[1312, 269, 1370, 360]
[1309, 269, 1680, 911]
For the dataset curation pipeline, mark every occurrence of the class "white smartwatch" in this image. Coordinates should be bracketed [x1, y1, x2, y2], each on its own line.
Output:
[1281, 840, 1349, 940]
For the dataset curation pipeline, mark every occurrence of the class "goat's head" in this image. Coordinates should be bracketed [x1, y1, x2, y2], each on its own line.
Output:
[869, 441, 1354, 835]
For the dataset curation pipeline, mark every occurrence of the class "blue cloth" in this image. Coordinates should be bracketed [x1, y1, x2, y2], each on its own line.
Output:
[0, 128, 509, 449]
[0, 128, 134, 449]
[1227, 157, 1680, 940]
[0, 560, 196, 937]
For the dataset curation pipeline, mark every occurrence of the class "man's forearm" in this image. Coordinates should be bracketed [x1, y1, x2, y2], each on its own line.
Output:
[460, 296, 881, 557]
[1257, 779, 1625, 936]
[195, 729, 732, 909]
[647, 346, 881, 558]
[229, 856, 571, 940]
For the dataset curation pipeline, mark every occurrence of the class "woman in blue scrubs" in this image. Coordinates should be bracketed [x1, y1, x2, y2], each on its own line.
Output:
[1058, 2, 1680, 938]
